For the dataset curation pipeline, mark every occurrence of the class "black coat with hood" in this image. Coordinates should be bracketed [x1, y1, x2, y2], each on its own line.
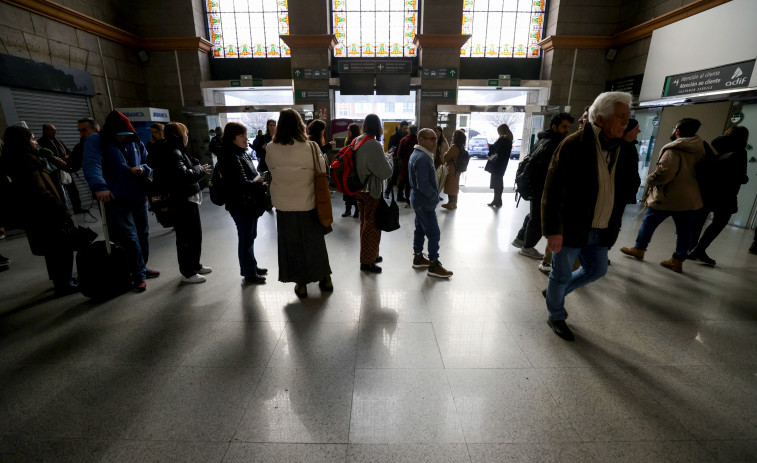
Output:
[219, 143, 267, 213]
[705, 135, 749, 213]
[147, 136, 206, 200]
[528, 128, 564, 197]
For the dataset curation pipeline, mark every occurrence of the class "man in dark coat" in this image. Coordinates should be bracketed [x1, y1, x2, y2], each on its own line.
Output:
[38, 123, 84, 213]
[541, 92, 632, 341]
[396, 125, 418, 203]
[70, 117, 100, 213]
[385, 121, 408, 198]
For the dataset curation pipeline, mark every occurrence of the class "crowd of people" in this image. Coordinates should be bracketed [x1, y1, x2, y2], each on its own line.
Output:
[0, 91, 754, 338]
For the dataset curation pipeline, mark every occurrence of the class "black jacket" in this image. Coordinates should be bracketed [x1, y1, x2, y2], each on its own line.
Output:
[484, 136, 511, 176]
[388, 129, 404, 154]
[529, 129, 565, 197]
[147, 138, 206, 199]
[542, 123, 631, 248]
[219, 144, 266, 212]
[704, 135, 749, 213]
[618, 140, 641, 205]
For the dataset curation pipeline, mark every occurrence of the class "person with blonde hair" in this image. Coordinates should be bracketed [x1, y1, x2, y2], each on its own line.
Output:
[148, 122, 212, 283]
[267, 109, 333, 297]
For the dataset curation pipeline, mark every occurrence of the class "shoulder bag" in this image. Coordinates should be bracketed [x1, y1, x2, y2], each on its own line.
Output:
[375, 189, 400, 232]
[310, 141, 333, 227]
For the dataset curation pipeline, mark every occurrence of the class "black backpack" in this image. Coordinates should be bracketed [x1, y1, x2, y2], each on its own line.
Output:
[456, 148, 470, 173]
[514, 140, 546, 201]
[209, 161, 226, 206]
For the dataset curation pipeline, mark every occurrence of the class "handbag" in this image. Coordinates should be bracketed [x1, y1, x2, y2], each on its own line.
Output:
[309, 141, 333, 228]
[436, 163, 448, 190]
[375, 190, 400, 232]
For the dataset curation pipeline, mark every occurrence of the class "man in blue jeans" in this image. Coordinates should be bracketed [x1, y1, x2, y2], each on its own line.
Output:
[83, 110, 158, 292]
[541, 92, 634, 341]
[408, 128, 452, 278]
[620, 118, 707, 273]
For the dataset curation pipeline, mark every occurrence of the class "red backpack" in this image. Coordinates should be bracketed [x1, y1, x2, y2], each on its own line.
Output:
[330, 136, 374, 195]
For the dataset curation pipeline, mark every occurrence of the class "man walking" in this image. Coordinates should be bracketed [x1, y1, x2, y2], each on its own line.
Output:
[542, 92, 633, 341]
[620, 118, 706, 273]
[512, 112, 574, 262]
[409, 128, 452, 278]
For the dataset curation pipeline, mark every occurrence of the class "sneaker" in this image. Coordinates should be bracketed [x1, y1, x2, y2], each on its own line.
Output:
[428, 261, 453, 278]
[360, 263, 382, 273]
[257, 267, 268, 275]
[412, 253, 431, 268]
[341, 210, 352, 217]
[511, 238, 525, 248]
[353, 210, 359, 219]
[133, 280, 147, 292]
[519, 247, 544, 260]
[375, 256, 383, 263]
[181, 274, 206, 284]
[0, 254, 10, 266]
[197, 266, 213, 275]
[244, 274, 266, 284]
[620, 247, 645, 260]
[145, 268, 161, 279]
[538, 262, 551, 275]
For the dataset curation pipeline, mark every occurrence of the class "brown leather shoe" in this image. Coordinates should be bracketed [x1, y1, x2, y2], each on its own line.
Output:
[620, 247, 645, 260]
[660, 256, 683, 273]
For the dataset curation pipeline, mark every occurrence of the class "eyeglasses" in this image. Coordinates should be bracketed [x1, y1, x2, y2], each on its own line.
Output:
[421, 136, 437, 141]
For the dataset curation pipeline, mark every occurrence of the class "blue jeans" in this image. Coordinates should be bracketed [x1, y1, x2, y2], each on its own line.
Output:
[634, 207, 697, 260]
[413, 208, 440, 262]
[105, 199, 149, 281]
[230, 209, 259, 277]
[546, 229, 608, 321]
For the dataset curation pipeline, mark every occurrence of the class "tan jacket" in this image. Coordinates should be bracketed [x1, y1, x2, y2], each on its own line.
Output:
[267, 140, 326, 211]
[442, 144, 461, 195]
[645, 135, 705, 211]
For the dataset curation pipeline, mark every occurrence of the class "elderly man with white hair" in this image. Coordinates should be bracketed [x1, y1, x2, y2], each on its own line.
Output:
[540, 91, 632, 341]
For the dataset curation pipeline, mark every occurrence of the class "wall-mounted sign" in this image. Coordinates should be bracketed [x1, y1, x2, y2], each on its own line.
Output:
[488, 79, 499, 86]
[338, 60, 411, 74]
[730, 112, 744, 124]
[115, 107, 170, 122]
[422, 67, 458, 79]
[230, 80, 241, 87]
[295, 89, 330, 100]
[420, 89, 456, 100]
[662, 60, 755, 97]
[606, 74, 644, 95]
[293, 68, 329, 79]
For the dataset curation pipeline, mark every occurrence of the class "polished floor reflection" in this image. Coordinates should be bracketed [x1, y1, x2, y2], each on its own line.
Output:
[1, 193, 756, 462]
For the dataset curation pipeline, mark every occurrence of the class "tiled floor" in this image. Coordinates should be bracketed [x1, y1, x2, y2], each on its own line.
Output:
[1, 192, 756, 462]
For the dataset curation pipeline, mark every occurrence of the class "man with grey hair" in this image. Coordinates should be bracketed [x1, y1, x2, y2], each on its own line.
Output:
[541, 91, 632, 341]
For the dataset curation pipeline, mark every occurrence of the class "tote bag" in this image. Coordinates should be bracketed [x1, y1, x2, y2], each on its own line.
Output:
[375, 190, 400, 232]
[309, 141, 333, 227]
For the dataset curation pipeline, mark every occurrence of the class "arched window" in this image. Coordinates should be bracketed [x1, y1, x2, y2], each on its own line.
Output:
[332, 0, 418, 58]
[206, 0, 290, 58]
[461, 0, 545, 58]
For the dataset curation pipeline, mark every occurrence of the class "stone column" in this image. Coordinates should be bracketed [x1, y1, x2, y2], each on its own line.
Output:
[282, 0, 334, 133]
[415, 0, 469, 132]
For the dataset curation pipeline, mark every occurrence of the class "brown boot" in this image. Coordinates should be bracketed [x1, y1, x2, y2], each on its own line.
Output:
[660, 256, 683, 273]
[620, 247, 645, 260]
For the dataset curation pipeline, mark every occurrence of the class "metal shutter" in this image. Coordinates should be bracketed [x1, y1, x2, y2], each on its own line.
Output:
[11, 88, 94, 210]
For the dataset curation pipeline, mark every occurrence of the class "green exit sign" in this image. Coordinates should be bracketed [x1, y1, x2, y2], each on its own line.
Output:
[488, 79, 499, 86]
[230, 80, 241, 87]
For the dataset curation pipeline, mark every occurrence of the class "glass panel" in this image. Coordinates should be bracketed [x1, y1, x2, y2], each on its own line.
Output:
[331, 0, 417, 57]
[204, 0, 288, 58]
[461, 0, 543, 58]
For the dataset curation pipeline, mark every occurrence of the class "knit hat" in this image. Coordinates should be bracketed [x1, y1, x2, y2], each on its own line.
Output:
[624, 118, 638, 134]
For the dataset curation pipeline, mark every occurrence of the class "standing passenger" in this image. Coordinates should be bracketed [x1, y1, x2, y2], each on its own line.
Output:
[355, 114, 394, 273]
[484, 124, 513, 208]
[341, 123, 362, 218]
[441, 130, 467, 210]
[409, 128, 453, 278]
[267, 109, 333, 298]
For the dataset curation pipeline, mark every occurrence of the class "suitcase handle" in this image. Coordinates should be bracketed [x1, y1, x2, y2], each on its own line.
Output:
[98, 200, 112, 255]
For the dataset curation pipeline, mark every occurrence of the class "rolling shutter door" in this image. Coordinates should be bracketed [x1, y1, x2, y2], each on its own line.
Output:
[10, 88, 95, 210]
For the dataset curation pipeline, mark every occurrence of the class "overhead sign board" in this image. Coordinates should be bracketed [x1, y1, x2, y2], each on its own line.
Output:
[295, 89, 330, 100]
[293, 68, 329, 79]
[606, 74, 644, 95]
[115, 107, 170, 122]
[338, 60, 412, 74]
[422, 67, 458, 79]
[662, 60, 755, 97]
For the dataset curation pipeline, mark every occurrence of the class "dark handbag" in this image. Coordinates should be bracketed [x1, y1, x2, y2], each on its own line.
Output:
[310, 141, 333, 228]
[148, 194, 174, 228]
[375, 190, 400, 232]
[74, 225, 98, 251]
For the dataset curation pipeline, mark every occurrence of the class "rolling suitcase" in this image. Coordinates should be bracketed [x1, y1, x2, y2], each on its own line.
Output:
[77, 201, 133, 299]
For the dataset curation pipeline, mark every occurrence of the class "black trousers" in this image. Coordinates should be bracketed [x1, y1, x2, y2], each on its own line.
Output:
[690, 206, 732, 253]
[44, 246, 74, 288]
[171, 199, 203, 277]
[516, 199, 543, 248]
[64, 179, 82, 211]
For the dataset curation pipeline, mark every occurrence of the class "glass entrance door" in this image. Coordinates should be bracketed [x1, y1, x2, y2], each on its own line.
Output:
[731, 103, 757, 228]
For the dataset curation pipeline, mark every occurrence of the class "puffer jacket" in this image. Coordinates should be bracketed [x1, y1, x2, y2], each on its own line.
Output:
[645, 136, 706, 211]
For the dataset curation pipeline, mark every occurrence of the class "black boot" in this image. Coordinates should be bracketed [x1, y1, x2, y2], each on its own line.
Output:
[341, 206, 352, 217]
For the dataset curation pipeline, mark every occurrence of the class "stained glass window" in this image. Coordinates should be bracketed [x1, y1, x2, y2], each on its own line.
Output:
[332, 0, 418, 58]
[206, 0, 290, 58]
[461, 0, 545, 58]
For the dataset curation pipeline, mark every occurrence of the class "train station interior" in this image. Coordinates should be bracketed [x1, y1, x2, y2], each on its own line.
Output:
[0, 0, 756, 461]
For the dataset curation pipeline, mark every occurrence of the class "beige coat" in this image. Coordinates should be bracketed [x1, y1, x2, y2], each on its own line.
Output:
[442, 144, 461, 195]
[645, 135, 705, 211]
[267, 140, 327, 211]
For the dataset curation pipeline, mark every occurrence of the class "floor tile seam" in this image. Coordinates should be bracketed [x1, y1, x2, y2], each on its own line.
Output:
[529, 365, 588, 444]
[439, 366, 473, 450]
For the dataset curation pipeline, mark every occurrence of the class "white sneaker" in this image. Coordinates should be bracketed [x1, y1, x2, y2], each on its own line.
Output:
[538, 262, 551, 275]
[181, 274, 206, 284]
[519, 247, 544, 260]
[511, 238, 525, 248]
[197, 266, 213, 275]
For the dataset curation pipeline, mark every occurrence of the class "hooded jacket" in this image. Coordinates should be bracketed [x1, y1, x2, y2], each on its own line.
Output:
[82, 111, 152, 201]
[645, 135, 705, 211]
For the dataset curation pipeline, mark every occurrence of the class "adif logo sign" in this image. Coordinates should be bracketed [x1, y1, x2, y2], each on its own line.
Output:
[727, 67, 748, 87]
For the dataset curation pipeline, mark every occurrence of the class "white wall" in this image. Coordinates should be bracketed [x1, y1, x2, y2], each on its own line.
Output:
[639, 0, 757, 102]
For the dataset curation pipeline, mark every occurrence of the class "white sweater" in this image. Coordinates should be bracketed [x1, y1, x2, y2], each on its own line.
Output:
[267, 140, 327, 211]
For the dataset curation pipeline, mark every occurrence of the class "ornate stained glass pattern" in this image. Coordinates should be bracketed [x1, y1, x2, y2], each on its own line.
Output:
[461, 0, 545, 58]
[205, 0, 290, 58]
[332, 0, 418, 58]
